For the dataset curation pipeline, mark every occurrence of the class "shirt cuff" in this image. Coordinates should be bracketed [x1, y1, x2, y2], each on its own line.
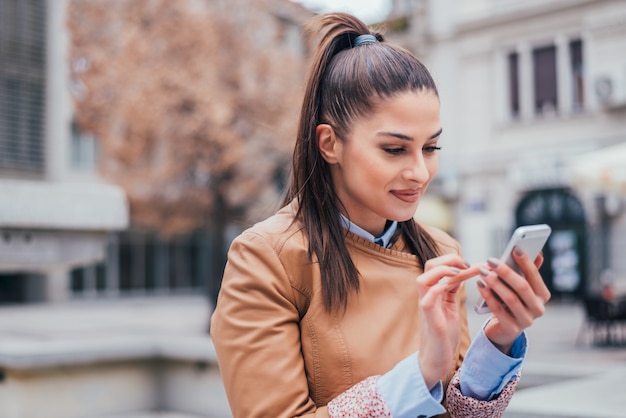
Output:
[459, 320, 527, 400]
[376, 352, 446, 418]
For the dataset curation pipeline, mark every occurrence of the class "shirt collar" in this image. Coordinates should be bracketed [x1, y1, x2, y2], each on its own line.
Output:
[339, 214, 398, 248]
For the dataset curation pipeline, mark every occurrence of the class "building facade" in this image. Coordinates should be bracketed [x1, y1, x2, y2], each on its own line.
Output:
[393, 0, 626, 298]
[0, 1, 309, 416]
[1, 0, 312, 306]
[0, 0, 128, 303]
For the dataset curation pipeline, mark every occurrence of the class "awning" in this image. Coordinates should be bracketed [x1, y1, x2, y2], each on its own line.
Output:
[571, 142, 626, 194]
[0, 179, 129, 230]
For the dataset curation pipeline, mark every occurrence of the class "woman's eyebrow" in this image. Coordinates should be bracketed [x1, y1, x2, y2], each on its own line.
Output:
[429, 128, 443, 139]
[376, 132, 413, 141]
[376, 127, 443, 141]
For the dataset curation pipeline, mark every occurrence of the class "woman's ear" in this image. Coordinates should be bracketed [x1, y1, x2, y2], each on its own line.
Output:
[316, 124, 339, 164]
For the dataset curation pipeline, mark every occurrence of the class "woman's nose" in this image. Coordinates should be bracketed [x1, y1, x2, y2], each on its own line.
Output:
[404, 156, 430, 184]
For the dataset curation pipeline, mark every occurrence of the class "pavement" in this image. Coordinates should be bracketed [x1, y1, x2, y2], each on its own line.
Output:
[490, 301, 626, 418]
[1, 293, 625, 417]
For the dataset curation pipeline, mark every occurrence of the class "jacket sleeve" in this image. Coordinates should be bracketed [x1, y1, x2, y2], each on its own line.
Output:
[211, 231, 396, 417]
[210, 231, 324, 417]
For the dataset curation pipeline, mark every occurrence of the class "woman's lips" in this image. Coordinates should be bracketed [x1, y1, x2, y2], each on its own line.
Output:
[390, 189, 421, 203]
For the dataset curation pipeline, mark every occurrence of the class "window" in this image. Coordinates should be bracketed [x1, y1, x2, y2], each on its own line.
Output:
[71, 120, 99, 171]
[508, 52, 520, 118]
[70, 230, 211, 297]
[569, 39, 584, 111]
[533, 45, 558, 116]
[506, 37, 585, 120]
[0, 0, 47, 173]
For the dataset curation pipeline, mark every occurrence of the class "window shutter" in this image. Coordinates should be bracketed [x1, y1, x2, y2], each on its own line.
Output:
[0, 0, 47, 174]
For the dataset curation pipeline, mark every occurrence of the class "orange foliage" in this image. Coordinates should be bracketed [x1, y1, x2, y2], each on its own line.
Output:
[67, 0, 312, 236]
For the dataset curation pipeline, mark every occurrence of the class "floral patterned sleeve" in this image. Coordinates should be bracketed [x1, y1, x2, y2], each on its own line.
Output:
[327, 376, 392, 417]
[326, 369, 519, 418]
[446, 370, 520, 418]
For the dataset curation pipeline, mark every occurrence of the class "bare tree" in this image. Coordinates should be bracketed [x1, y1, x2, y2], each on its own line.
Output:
[68, 0, 310, 232]
[67, 0, 312, 303]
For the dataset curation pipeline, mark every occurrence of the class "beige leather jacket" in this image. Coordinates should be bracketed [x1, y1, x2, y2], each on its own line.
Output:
[211, 202, 471, 418]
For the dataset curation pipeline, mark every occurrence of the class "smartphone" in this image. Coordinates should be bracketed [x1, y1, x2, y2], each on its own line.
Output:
[474, 224, 552, 314]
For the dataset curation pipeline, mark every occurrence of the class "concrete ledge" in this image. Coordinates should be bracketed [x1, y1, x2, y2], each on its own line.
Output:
[0, 229, 108, 271]
[0, 335, 217, 370]
[0, 179, 129, 231]
[0, 298, 231, 417]
[0, 336, 228, 418]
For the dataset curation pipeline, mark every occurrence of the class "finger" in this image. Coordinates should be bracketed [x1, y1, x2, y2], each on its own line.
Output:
[534, 251, 544, 269]
[421, 280, 463, 316]
[449, 264, 481, 282]
[476, 281, 519, 328]
[511, 247, 551, 304]
[476, 268, 536, 335]
[423, 254, 472, 273]
[438, 269, 478, 285]
[441, 266, 481, 303]
[419, 265, 479, 301]
[419, 271, 455, 309]
[417, 265, 465, 289]
[438, 264, 480, 293]
[419, 265, 477, 306]
[481, 262, 544, 321]
[486, 253, 547, 308]
[418, 269, 463, 307]
[481, 272, 537, 327]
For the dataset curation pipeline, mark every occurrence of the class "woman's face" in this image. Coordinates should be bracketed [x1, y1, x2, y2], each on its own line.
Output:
[319, 90, 441, 237]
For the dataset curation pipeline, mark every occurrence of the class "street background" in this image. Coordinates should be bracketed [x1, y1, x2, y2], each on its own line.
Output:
[2, 288, 625, 417]
[2, 0, 626, 416]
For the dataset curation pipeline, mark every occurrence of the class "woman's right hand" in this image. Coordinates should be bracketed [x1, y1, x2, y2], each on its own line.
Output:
[416, 255, 477, 389]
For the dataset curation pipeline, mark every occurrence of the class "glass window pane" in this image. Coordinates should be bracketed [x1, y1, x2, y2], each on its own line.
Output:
[533, 45, 558, 116]
[569, 39, 584, 111]
[508, 52, 520, 118]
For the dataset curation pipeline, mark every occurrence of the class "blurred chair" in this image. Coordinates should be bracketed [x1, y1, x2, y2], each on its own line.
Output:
[577, 296, 626, 346]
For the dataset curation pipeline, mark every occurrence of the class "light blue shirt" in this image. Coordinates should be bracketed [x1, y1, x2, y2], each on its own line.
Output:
[340, 216, 526, 417]
[377, 327, 526, 417]
[339, 214, 398, 248]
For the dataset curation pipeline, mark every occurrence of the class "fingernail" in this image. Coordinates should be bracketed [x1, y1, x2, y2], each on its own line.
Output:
[479, 267, 490, 276]
[514, 246, 523, 256]
[477, 279, 486, 289]
[449, 267, 460, 274]
[463, 261, 471, 268]
[487, 258, 499, 268]
[439, 277, 450, 285]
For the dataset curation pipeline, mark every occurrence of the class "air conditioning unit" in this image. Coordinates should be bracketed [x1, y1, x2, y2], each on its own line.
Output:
[595, 73, 626, 110]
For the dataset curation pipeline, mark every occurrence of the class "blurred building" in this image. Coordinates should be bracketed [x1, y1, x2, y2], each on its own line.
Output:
[392, 0, 626, 298]
[0, 0, 128, 303]
[1, 0, 311, 307]
[1, 0, 311, 416]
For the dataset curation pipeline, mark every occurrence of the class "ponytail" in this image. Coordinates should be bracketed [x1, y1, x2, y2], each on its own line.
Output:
[285, 13, 440, 312]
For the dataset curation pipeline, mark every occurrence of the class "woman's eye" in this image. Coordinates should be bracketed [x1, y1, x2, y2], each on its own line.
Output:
[424, 146, 442, 153]
[384, 147, 405, 155]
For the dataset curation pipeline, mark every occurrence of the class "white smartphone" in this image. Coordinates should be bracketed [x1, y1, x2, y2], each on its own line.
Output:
[474, 224, 552, 314]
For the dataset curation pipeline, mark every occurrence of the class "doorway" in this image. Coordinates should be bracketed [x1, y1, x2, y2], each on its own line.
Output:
[515, 188, 587, 299]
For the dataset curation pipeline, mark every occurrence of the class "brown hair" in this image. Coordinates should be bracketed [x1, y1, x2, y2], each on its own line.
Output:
[285, 13, 441, 312]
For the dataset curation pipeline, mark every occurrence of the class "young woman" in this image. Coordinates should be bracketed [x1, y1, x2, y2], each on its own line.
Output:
[210, 12, 550, 418]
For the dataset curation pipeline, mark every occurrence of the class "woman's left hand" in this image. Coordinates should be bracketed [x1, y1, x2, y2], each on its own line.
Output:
[477, 247, 551, 354]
